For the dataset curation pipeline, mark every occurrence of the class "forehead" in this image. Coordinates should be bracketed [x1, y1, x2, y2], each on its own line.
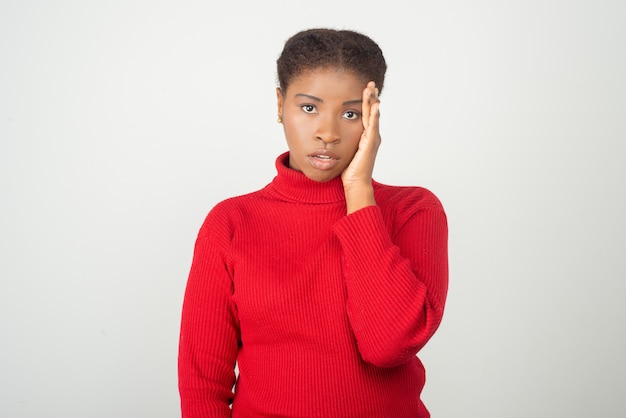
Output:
[286, 68, 366, 99]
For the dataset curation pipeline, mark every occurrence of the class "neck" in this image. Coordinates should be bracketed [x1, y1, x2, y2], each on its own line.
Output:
[268, 152, 347, 204]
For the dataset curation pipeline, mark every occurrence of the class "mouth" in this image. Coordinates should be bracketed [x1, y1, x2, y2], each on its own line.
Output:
[307, 149, 340, 170]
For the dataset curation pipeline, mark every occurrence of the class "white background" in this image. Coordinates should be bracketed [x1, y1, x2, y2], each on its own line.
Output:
[1, 0, 625, 417]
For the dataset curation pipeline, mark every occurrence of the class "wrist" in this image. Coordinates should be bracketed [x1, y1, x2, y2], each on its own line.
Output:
[344, 184, 376, 214]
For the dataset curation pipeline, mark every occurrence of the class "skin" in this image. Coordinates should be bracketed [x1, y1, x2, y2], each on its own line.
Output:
[276, 68, 381, 214]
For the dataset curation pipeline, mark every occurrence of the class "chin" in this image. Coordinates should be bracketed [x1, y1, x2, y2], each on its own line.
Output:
[305, 170, 340, 183]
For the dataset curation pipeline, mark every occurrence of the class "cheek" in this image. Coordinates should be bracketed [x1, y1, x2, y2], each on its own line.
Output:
[283, 111, 307, 134]
[283, 120, 310, 153]
[343, 124, 364, 147]
[284, 121, 307, 144]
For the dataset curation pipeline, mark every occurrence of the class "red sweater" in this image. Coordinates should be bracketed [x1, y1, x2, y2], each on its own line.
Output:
[178, 153, 448, 418]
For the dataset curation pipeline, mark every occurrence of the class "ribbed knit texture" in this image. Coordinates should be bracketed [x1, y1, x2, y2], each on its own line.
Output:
[178, 152, 448, 418]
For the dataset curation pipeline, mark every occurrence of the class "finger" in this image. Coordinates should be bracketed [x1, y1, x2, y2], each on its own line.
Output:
[366, 81, 380, 129]
[359, 102, 381, 155]
[361, 82, 374, 131]
[369, 100, 380, 133]
[364, 101, 381, 147]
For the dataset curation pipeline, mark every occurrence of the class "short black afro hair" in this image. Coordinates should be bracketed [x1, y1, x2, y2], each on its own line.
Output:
[277, 28, 387, 95]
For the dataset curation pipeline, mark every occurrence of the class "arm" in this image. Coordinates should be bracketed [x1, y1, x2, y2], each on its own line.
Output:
[339, 82, 448, 366]
[333, 201, 448, 368]
[178, 208, 239, 417]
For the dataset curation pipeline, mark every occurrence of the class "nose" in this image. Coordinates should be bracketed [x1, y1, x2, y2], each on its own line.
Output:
[315, 115, 340, 144]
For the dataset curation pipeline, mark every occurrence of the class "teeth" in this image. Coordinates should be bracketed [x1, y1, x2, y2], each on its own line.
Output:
[315, 155, 331, 159]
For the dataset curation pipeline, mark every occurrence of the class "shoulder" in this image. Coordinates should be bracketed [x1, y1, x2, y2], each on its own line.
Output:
[373, 181, 444, 213]
[197, 188, 267, 239]
[372, 181, 447, 233]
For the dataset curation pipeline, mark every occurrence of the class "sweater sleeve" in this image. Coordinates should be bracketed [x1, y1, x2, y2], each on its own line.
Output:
[333, 198, 448, 368]
[178, 207, 239, 418]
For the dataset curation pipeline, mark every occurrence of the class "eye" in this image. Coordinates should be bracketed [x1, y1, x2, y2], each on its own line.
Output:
[301, 104, 317, 114]
[342, 110, 360, 120]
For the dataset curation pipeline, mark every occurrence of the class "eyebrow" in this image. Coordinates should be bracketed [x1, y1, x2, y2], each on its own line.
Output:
[295, 93, 362, 106]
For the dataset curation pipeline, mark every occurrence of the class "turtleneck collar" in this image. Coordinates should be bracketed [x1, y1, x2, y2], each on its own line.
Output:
[266, 152, 347, 204]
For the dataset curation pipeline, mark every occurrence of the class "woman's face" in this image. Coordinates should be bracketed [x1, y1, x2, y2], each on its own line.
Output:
[276, 68, 367, 182]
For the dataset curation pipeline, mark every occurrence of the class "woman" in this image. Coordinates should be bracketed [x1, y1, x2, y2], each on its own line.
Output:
[178, 28, 448, 417]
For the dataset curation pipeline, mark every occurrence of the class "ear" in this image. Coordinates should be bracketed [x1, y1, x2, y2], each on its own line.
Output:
[276, 87, 284, 118]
